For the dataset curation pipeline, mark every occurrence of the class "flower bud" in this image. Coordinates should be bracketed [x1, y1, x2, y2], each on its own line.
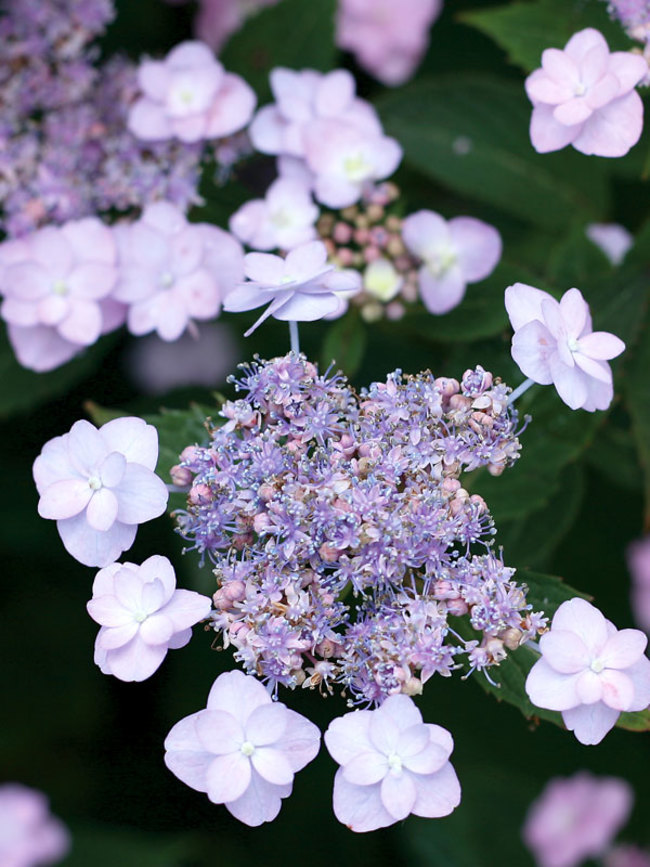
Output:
[170, 464, 193, 486]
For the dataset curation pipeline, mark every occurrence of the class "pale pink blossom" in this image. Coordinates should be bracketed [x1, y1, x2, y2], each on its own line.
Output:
[336, 0, 443, 86]
[113, 202, 244, 341]
[0, 783, 70, 867]
[164, 670, 321, 826]
[229, 177, 319, 251]
[128, 41, 256, 144]
[627, 537, 650, 633]
[586, 223, 633, 266]
[223, 240, 361, 335]
[505, 283, 625, 411]
[0, 218, 118, 372]
[525, 28, 647, 157]
[525, 597, 650, 745]
[195, 0, 279, 52]
[33, 417, 168, 568]
[324, 694, 461, 833]
[523, 772, 633, 867]
[249, 67, 381, 158]
[88, 555, 212, 682]
[402, 210, 502, 314]
[605, 845, 650, 867]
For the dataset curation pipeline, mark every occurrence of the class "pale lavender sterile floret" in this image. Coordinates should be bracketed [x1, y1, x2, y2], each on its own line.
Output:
[627, 536, 650, 633]
[229, 177, 319, 252]
[324, 694, 461, 832]
[33, 417, 169, 568]
[88, 554, 212, 682]
[164, 670, 321, 826]
[0, 782, 70, 867]
[523, 772, 633, 867]
[525, 597, 650, 744]
[174, 354, 542, 704]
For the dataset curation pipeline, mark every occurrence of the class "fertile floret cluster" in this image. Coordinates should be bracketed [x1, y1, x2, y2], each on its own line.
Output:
[175, 354, 544, 705]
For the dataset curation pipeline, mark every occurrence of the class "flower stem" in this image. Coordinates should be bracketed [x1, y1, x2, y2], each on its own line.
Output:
[508, 377, 535, 406]
[289, 321, 300, 355]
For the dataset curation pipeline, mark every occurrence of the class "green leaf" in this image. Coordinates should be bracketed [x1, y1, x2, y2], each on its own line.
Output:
[0, 327, 115, 419]
[586, 415, 643, 492]
[221, 0, 337, 100]
[321, 311, 367, 376]
[376, 75, 608, 231]
[460, 0, 630, 73]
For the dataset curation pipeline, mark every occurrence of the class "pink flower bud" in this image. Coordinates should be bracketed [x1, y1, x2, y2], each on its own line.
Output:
[170, 464, 193, 486]
[189, 483, 212, 504]
[447, 598, 469, 616]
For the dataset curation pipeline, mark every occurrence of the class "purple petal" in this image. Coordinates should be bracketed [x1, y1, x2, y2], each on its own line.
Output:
[549, 355, 589, 410]
[449, 217, 501, 283]
[402, 210, 450, 261]
[564, 28, 609, 64]
[273, 291, 343, 322]
[380, 771, 417, 821]
[411, 762, 462, 819]
[91, 562, 122, 597]
[525, 659, 581, 711]
[396, 724, 430, 759]
[68, 420, 106, 474]
[33, 434, 73, 494]
[417, 264, 466, 315]
[273, 709, 321, 771]
[505, 282, 550, 330]
[539, 629, 590, 674]
[332, 771, 394, 833]
[608, 52, 648, 92]
[368, 710, 400, 755]
[402, 743, 449, 776]
[114, 464, 168, 524]
[244, 703, 288, 747]
[206, 670, 271, 725]
[324, 711, 373, 766]
[623, 656, 650, 710]
[164, 717, 212, 791]
[99, 418, 159, 470]
[576, 669, 604, 704]
[252, 747, 294, 785]
[530, 103, 580, 153]
[562, 702, 619, 745]
[195, 709, 243, 755]
[285, 241, 328, 283]
[553, 97, 592, 127]
[244, 252, 286, 285]
[204, 74, 256, 139]
[206, 752, 252, 803]
[526, 68, 574, 106]
[7, 323, 80, 374]
[343, 751, 388, 786]
[552, 599, 609, 656]
[511, 320, 556, 385]
[57, 514, 137, 568]
[225, 769, 288, 827]
[161, 589, 212, 632]
[572, 91, 644, 157]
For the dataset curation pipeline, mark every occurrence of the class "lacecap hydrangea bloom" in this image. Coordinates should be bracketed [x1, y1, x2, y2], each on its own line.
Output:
[88, 555, 212, 682]
[525, 598, 650, 744]
[505, 283, 625, 411]
[164, 670, 321, 826]
[0, 783, 70, 867]
[523, 772, 633, 867]
[525, 28, 647, 157]
[33, 417, 168, 568]
[324, 694, 460, 832]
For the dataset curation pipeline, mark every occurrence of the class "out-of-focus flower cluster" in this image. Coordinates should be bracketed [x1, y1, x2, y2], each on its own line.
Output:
[173, 353, 544, 705]
[0, 782, 70, 867]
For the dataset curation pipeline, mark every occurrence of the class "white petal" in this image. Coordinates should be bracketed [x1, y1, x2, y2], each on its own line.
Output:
[380, 771, 417, 821]
[225, 769, 289, 827]
[102, 636, 167, 681]
[561, 702, 619, 745]
[411, 762, 462, 818]
[324, 711, 373, 766]
[525, 659, 581, 711]
[206, 670, 271, 725]
[114, 464, 169, 524]
[99, 418, 160, 469]
[38, 479, 92, 520]
[251, 747, 294, 785]
[195, 709, 243, 755]
[332, 771, 394, 833]
[86, 488, 119, 532]
[245, 703, 288, 747]
[57, 514, 137, 568]
[206, 752, 252, 803]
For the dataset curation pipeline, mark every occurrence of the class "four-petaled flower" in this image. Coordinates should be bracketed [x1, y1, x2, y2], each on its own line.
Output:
[505, 283, 625, 411]
[33, 417, 169, 568]
[164, 670, 321, 826]
[526, 598, 650, 745]
[324, 694, 461, 832]
[87, 555, 212, 682]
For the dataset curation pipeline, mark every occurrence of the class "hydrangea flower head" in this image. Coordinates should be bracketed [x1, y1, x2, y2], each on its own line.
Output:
[87, 555, 212, 682]
[223, 240, 361, 334]
[324, 694, 461, 832]
[0, 783, 70, 867]
[113, 201, 244, 341]
[164, 670, 321, 826]
[402, 210, 502, 314]
[128, 40, 256, 143]
[523, 772, 633, 867]
[229, 177, 319, 252]
[525, 28, 647, 156]
[505, 283, 625, 411]
[33, 417, 169, 568]
[525, 597, 650, 744]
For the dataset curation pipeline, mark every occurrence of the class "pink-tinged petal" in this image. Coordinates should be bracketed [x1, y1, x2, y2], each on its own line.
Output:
[549, 355, 589, 410]
[449, 217, 502, 283]
[380, 694, 424, 730]
[206, 752, 252, 803]
[343, 751, 388, 786]
[402, 211, 450, 261]
[66, 264, 116, 300]
[139, 612, 175, 646]
[402, 743, 449, 776]
[599, 670, 635, 711]
[313, 174, 362, 209]
[576, 669, 604, 704]
[8, 323, 82, 372]
[103, 635, 167, 681]
[623, 656, 650, 710]
[284, 240, 329, 281]
[58, 299, 103, 346]
[207, 670, 271, 725]
[252, 747, 294, 785]
[154, 293, 190, 342]
[564, 28, 609, 64]
[577, 331, 625, 360]
[573, 353, 613, 383]
[272, 709, 321, 771]
[113, 569, 145, 609]
[559, 287, 589, 338]
[222, 283, 270, 313]
[3, 261, 50, 300]
[539, 629, 590, 674]
[541, 47, 580, 85]
[38, 295, 68, 326]
[96, 621, 139, 650]
[195, 709, 243, 755]
[608, 52, 648, 92]
[205, 74, 256, 138]
[511, 320, 556, 384]
[165, 711, 203, 753]
[138, 60, 171, 100]
[1, 297, 39, 326]
[552, 598, 609, 655]
[526, 68, 574, 106]
[248, 105, 287, 155]
[225, 770, 288, 827]
[100, 418, 159, 470]
[580, 43, 610, 87]
[138, 555, 176, 596]
[553, 97, 593, 126]
[426, 724, 454, 755]
[167, 41, 219, 70]
[87, 595, 133, 628]
[168, 628, 192, 649]
[332, 771, 394, 832]
[114, 464, 168, 524]
[176, 270, 220, 319]
[572, 91, 644, 157]
[162, 589, 212, 632]
[562, 701, 619, 745]
[33, 434, 75, 492]
[322, 269, 362, 293]
[67, 419, 106, 473]
[324, 711, 373, 766]
[245, 703, 288, 747]
[38, 478, 92, 520]
[170, 227, 203, 277]
[229, 199, 273, 249]
[112, 266, 158, 305]
[61, 217, 116, 265]
[316, 69, 355, 117]
[586, 73, 620, 110]
[418, 264, 466, 315]
[86, 488, 119, 532]
[128, 98, 173, 141]
[581, 376, 613, 413]
[30, 227, 73, 275]
[165, 720, 212, 790]
[90, 562, 124, 598]
[99, 452, 126, 489]
[369, 710, 400, 755]
[273, 292, 343, 322]
[140, 578, 166, 616]
[530, 103, 580, 153]
[505, 282, 550, 329]
[57, 514, 136, 567]
[396, 724, 430, 759]
[412, 761, 462, 818]
[525, 659, 581, 711]
[243, 251, 286, 285]
[380, 771, 417, 820]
